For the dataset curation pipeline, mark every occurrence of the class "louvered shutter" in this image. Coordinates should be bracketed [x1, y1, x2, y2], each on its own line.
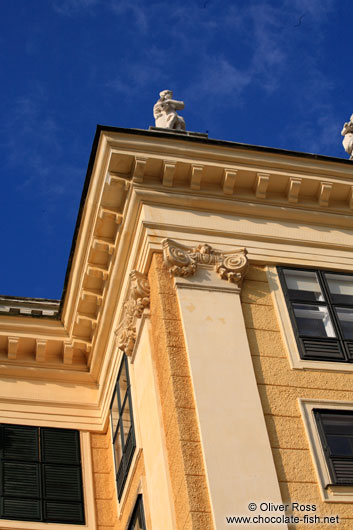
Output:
[41, 428, 84, 524]
[0, 425, 41, 520]
[0, 424, 85, 524]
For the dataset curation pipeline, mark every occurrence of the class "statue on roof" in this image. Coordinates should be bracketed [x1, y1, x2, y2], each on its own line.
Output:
[341, 114, 353, 159]
[153, 90, 185, 130]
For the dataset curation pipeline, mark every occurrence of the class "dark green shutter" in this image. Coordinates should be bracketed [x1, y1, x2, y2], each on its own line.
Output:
[41, 427, 84, 524]
[0, 424, 84, 524]
[0, 425, 41, 521]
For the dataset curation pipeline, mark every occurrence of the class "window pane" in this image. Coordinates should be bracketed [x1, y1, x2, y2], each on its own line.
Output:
[321, 413, 353, 435]
[131, 514, 145, 530]
[283, 269, 324, 301]
[336, 307, 353, 340]
[326, 435, 353, 457]
[325, 273, 353, 304]
[118, 360, 128, 406]
[111, 392, 119, 435]
[128, 498, 146, 530]
[292, 304, 336, 337]
[113, 426, 123, 469]
[121, 397, 133, 442]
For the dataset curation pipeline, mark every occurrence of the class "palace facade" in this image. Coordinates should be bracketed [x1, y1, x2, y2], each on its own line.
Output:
[1, 126, 353, 529]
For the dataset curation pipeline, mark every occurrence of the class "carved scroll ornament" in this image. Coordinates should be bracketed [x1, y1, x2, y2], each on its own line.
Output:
[162, 239, 248, 288]
[115, 270, 150, 356]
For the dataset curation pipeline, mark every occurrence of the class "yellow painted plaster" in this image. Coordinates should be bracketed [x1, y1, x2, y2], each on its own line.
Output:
[242, 265, 353, 528]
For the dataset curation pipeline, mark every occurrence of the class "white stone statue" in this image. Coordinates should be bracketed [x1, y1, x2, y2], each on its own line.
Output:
[153, 90, 185, 130]
[341, 114, 353, 159]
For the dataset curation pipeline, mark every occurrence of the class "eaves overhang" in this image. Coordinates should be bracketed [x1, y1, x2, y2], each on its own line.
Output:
[1, 124, 353, 384]
[60, 124, 353, 310]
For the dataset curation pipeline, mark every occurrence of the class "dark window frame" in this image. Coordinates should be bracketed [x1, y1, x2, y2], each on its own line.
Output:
[0, 424, 84, 524]
[127, 494, 146, 530]
[314, 409, 353, 485]
[278, 267, 353, 362]
[110, 354, 136, 500]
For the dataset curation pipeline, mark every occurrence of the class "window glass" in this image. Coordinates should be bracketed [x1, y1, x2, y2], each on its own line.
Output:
[326, 435, 353, 457]
[118, 360, 128, 406]
[110, 354, 136, 500]
[131, 516, 145, 530]
[292, 304, 336, 338]
[335, 308, 353, 340]
[128, 496, 146, 530]
[278, 267, 353, 363]
[283, 269, 324, 301]
[113, 427, 123, 467]
[121, 398, 133, 441]
[325, 273, 353, 304]
[111, 393, 119, 435]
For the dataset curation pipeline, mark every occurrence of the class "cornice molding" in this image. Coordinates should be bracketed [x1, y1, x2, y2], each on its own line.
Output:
[162, 238, 248, 289]
[115, 270, 150, 356]
[1, 130, 353, 383]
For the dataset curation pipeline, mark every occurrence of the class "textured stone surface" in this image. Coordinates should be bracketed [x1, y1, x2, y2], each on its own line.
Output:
[273, 448, 315, 482]
[241, 279, 273, 305]
[246, 264, 268, 282]
[183, 511, 215, 530]
[265, 415, 308, 449]
[92, 447, 114, 474]
[258, 385, 353, 416]
[246, 328, 286, 357]
[253, 356, 353, 390]
[96, 499, 117, 526]
[94, 470, 116, 499]
[242, 302, 279, 331]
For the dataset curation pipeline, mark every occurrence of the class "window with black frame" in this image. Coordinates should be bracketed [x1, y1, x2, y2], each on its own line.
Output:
[110, 354, 136, 500]
[0, 424, 84, 524]
[314, 409, 353, 485]
[127, 494, 146, 530]
[278, 268, 353, 362]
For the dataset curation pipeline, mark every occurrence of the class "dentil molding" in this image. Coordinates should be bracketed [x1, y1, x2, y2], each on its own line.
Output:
[115, 270, 150, 356]
[162, 238, 249, 289]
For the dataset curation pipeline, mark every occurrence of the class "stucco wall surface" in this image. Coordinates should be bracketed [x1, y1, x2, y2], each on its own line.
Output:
[242, 265, 353, 529]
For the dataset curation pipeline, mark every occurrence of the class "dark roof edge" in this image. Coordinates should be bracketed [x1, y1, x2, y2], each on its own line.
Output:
[0, 294, 60, 304]
[97, 125, 353, 165]
[59, 125, 103, 314]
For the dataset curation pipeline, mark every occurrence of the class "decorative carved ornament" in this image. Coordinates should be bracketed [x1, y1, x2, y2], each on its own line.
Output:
[115, 270, 150, 356]
[162, 238, 248, 288]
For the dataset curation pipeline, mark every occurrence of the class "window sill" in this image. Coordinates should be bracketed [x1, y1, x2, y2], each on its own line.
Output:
[267, 266, 353, 373]
[326, 485, 353, 500]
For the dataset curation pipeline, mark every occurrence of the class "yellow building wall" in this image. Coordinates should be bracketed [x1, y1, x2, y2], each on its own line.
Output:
[242, 264, 353, 529]
[148, 254, 214, 530]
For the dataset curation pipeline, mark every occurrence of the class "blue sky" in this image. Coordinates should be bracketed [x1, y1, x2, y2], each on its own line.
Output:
[0, 0, 351, 299]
